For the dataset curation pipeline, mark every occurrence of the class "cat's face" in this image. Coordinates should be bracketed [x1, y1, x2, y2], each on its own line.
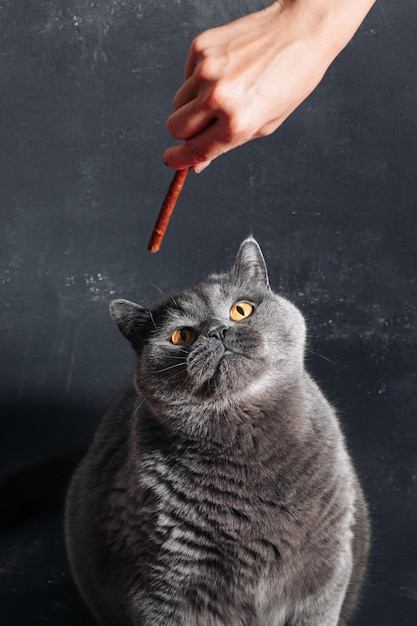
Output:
[110, 239, 306, 412]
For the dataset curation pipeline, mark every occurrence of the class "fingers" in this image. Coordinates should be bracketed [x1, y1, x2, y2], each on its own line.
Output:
[167, 98, 216, 141]
[163, 118, 242, 171]
[172, 76, 197, 110]
[184, 46, 197, 80]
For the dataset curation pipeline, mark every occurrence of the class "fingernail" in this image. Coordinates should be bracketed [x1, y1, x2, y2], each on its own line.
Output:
[193, 161, 211, 174]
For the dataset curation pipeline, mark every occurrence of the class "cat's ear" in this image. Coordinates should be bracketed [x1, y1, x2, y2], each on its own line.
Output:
[231, 237, 270, 289]
[109, 299, 150, 348]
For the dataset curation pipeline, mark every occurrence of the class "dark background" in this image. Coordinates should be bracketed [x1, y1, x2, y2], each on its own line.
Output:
[1, 0, 416, 624]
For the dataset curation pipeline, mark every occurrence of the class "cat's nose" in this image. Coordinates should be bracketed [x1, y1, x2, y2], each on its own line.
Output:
[207, 323, 228, 341]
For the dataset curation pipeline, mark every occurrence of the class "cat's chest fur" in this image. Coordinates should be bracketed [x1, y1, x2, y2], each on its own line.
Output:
[101, 405, 353, 617]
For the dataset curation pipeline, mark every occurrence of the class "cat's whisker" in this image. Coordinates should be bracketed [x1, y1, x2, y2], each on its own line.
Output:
[149, 311, 158, 332]
[152, 362, 187, 374]
[308, 349, 337, 365]
[168, 295, 181, 309]
[133, 399, 145, 417]
[149, 282, 163, 294]
[287, 321, 307, 333]
[133, 331, 144, 344]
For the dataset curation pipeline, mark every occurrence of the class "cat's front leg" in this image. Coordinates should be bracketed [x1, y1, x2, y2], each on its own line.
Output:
[292, 604, 342, 626]
[290, 575, 350, 626]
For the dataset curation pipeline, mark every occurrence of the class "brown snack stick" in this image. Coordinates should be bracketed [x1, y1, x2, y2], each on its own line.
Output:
[147, 167, 190, 253]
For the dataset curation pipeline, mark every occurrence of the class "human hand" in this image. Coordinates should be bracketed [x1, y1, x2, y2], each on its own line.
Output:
[163, 0, 375, 172]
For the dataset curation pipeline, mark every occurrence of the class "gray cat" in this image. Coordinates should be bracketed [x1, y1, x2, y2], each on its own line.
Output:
[65, 237, 370, 626]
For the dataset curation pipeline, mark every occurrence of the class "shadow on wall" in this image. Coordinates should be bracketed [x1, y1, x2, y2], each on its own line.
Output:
[0, 399, 99, 626]
[1, 398, 103, 474]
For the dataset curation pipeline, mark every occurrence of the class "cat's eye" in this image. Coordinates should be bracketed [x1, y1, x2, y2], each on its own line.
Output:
[171, 327, 196, 346]
[230, 301, 254, 321]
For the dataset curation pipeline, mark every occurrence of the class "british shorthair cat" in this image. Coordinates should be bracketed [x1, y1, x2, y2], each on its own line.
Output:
[65, 237, 369, 625]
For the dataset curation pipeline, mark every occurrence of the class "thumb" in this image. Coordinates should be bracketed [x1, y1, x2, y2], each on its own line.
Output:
[163, 120, 235, 171]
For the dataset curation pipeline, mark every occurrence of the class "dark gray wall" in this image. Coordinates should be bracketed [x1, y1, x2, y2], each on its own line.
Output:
[1, 1, 416, 624]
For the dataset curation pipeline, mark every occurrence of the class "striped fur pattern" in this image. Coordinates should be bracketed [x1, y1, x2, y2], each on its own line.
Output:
[65, 238, 370, 626]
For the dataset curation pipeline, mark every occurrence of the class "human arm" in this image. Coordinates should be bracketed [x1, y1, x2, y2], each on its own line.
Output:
[163, 0, 376, 172]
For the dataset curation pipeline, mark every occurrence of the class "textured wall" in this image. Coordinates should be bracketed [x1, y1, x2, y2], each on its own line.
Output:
[1, 1, 416, 624]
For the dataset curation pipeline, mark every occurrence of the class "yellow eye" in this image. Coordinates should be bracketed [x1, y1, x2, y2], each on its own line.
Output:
[171, 328, 196, 345]
[230, 301, 254, 322]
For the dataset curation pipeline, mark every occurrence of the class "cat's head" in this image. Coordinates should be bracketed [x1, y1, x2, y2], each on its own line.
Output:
[110, 238, 306, 417]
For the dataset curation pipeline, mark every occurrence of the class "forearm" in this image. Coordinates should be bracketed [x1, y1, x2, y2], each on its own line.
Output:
[274, 0, 377, 58]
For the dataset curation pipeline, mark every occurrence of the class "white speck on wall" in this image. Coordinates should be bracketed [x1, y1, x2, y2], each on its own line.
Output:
[63, 272, 116, 300]
[64, 275, 76, 287]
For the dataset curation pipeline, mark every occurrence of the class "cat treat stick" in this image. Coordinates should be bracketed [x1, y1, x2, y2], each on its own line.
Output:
[147, 167, 190, 253]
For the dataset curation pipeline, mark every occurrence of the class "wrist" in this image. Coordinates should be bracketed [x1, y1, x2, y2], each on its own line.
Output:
[270, 0, 376, 60]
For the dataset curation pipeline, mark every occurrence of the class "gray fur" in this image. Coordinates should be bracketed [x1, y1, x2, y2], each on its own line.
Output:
[65, 238, 370, 626]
